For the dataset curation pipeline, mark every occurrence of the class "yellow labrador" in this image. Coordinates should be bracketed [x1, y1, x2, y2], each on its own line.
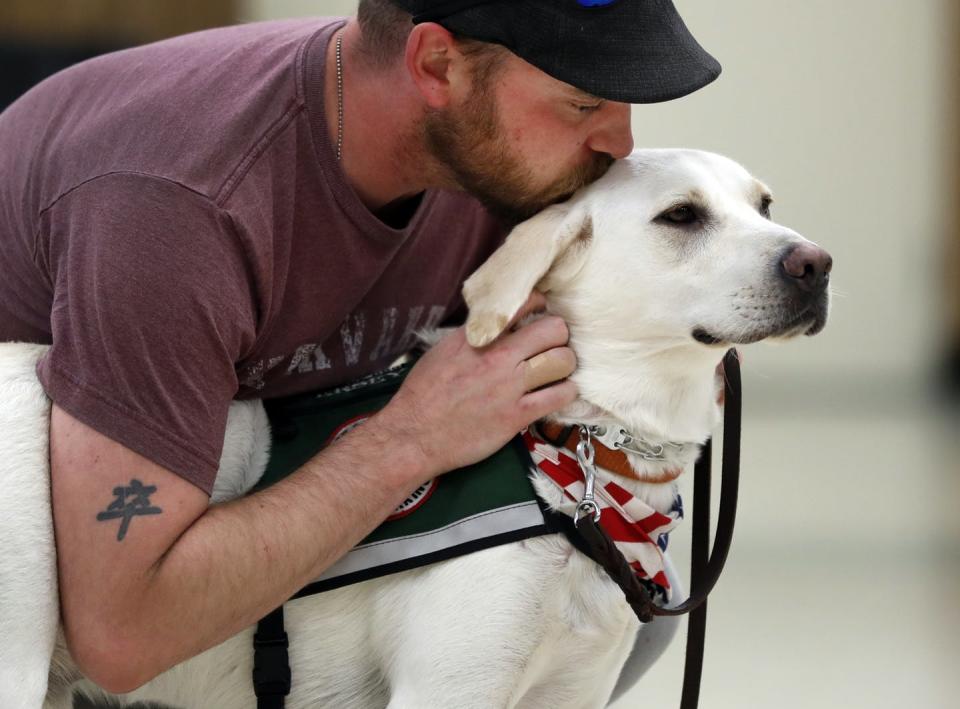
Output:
[1, 148, 830, 708]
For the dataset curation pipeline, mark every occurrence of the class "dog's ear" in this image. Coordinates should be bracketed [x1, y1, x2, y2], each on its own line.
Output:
[463, 204, 592, 347]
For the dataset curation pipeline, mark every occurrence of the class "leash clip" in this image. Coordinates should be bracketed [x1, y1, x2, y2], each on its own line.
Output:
[574, 425, 602, 525]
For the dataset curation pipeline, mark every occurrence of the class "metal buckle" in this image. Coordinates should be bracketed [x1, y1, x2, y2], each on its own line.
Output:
[574, 425, 602, 525]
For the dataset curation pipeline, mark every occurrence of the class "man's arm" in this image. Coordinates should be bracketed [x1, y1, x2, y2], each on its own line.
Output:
[55, 300, 576, 693]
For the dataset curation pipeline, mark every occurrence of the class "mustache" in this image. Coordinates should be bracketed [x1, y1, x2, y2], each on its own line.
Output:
[552, 153, 616, 201]
[501, 153, 616, 225]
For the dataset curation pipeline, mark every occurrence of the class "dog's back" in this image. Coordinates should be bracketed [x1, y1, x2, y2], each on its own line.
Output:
[0, 343, 60, 708]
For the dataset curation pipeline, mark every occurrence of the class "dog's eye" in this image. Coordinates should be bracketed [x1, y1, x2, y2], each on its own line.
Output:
[760, 197, 773, 219]
[658, 205, 699, 225]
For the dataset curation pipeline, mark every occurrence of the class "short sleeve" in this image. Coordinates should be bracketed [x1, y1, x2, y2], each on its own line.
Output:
[36, 173, 258, 495]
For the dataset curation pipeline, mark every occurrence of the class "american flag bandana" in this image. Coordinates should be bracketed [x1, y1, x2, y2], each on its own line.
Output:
[522, 428, 684, 600]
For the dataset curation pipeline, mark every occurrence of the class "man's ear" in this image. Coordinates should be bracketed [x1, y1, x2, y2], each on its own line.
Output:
[463, 204, 593, 347]
[404, 23, 467, 108]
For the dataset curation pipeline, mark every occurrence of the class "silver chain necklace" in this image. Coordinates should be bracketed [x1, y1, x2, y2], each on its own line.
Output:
[335, 31, 344, 161]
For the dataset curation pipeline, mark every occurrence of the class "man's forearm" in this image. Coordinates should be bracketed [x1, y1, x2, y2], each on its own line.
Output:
[121, 410, 429, 690]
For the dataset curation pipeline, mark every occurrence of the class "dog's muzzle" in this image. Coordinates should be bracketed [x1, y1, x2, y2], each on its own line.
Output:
[693, 242, 833, 346]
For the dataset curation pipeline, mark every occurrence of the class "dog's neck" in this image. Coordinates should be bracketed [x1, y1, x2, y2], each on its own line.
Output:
[539, 412, 704, 515]
[541, 317, 725, 513]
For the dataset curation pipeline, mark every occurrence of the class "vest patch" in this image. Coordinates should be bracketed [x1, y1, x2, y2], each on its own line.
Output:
[387, 479, 436, 520]
[327, 412, 437, 520]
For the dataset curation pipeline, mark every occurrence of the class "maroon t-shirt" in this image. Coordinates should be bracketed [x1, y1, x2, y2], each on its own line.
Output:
[0, 18, 506, 494]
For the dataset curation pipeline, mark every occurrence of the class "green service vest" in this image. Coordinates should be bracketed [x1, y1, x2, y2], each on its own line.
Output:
[255, 360, 554, 596]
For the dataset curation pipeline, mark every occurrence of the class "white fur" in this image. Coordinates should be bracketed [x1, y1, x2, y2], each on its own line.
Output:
[0, 149, 828, 708]
[0, 343, 59, 709]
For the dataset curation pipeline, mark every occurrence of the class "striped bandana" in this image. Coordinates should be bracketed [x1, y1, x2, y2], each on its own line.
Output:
[522, 428, 684, 600]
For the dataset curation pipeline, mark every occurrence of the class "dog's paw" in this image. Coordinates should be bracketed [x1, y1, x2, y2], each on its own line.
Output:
[465, 312, 509, 348]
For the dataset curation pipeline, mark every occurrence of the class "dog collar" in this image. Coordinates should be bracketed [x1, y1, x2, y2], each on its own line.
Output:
[523, 427, 683, 598]
[536, 421, 687, 482]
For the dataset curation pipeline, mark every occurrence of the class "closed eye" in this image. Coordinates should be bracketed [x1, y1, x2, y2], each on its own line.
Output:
[572, 100, 604, 114]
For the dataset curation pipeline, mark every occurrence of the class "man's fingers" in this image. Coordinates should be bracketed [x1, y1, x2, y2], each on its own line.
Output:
[502, 315, 570, 362]
[522, 348, 577, 392]
[520, 379, 579, 420]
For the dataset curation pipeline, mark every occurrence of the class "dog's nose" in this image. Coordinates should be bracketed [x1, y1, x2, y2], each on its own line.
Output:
[780, 243, 832, 292]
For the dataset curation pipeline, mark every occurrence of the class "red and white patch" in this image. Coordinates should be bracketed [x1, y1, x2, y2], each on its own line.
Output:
[387, 478, 437, 520]
[327, 413, 374, 445]
[327, 413, 437, 520]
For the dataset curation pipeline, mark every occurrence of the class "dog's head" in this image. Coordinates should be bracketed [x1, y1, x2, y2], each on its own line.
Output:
[463, 149, 832, 436]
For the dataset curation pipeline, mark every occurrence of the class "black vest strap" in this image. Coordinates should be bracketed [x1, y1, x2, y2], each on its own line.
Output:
[253, 605, 291, 709]
[538, 494, 670, 603]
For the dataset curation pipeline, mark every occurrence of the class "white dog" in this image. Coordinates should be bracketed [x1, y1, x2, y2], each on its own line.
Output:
[0, 149, 831, 709]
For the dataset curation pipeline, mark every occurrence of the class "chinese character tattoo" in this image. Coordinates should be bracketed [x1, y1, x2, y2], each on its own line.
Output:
[96, 479, 163, 541]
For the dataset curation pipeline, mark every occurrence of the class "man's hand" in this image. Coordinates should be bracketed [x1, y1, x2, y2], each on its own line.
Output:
[377, 291, 577, 476]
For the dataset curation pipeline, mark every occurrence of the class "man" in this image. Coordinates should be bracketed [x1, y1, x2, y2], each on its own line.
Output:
[0, 0, 719, 695]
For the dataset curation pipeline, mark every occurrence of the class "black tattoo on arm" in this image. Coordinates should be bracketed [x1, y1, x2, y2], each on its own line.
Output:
[95, 478, 163, 541]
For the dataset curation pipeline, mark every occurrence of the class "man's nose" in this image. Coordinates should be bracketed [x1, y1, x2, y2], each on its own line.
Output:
[586, 102, 634, 159]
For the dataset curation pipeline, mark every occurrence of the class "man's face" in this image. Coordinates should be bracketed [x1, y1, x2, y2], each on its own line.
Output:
[424, 50, 634, 224]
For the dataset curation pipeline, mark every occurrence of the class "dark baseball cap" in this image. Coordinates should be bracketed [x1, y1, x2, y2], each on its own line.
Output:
[392, 0, 721, 103]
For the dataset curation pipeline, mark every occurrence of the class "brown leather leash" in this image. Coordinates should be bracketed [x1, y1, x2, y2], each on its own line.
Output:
[570, 348, 741, 708]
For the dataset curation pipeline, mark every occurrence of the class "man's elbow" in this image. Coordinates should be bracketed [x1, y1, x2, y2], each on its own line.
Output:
[64, 617, 160, 694]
